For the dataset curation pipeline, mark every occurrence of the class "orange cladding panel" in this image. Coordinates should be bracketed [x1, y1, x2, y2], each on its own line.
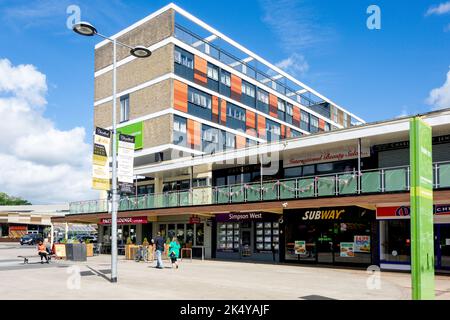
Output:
[246, 110, 256, 129]
[319, 118, 325, 130]
[286, 127, 291, 138]
[194, 56, 207, 85]
[230, 74, 242, 101]
[212, 96, 219, 123]
[257, 114, 266, 139]
[174, 80, 188, 112]
[220, 100, 227, 124]
[236, 135, 246, 149]
[293, 106, 300, 126]
[269, 94, 278, 118]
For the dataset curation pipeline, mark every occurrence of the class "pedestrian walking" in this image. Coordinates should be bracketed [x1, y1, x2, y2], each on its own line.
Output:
[168, 237, 181, 269]
[153, 232, 165, 269]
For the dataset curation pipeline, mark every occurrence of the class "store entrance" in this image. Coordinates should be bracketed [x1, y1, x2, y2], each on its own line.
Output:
[436, 224, 450, 270]
[240, 227, 252, 258]
[316, 226, 334, 264]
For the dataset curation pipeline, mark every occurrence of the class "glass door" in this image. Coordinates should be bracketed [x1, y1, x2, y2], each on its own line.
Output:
[437, 224, 450, 270]
[240, 229, 252, 258]
[316, 223, 334, 263]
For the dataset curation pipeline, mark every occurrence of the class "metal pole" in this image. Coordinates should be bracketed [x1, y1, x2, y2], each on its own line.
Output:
[65, 222, 68, 241]
[111, 39, 118, 283]
[357, 138, 362, 193]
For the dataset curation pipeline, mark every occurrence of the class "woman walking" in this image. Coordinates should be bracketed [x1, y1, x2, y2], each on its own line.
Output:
[168, 237, 181, 269]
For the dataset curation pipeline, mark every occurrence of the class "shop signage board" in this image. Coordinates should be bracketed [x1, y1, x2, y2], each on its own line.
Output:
[215, 212, 278, 222]
[340, 242, 354, 257]
[376, 204, 450, 219]
[92, 127, 111, 191]
[117, 121, 143, 150]
[284, 145, 370, 167]
[294, 241, 306, 255]
[189, 216, 201, 224]
[99, 217, 147, 225]
[117, 133, 135, 194]
[410, 117, 435, 300]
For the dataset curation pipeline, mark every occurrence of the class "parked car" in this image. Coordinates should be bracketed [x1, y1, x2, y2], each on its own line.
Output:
[20, 233, 43, 245]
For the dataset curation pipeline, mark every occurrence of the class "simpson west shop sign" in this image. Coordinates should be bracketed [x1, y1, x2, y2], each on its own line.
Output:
[284, 146, 370, 167]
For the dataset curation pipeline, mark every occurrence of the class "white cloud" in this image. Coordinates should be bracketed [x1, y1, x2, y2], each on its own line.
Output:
[0, 58, 96, 204]
[275, 53, 309, 77]
[426, 2, 450, 16]
[426, 68, 450, 110]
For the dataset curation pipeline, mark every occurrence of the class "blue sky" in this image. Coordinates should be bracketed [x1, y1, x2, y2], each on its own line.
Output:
[0, 0, 449, 203]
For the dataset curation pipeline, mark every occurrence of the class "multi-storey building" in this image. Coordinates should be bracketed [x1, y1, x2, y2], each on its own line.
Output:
[57, 4, 450, 271]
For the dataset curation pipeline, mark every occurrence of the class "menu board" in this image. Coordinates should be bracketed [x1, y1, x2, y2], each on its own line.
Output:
[294, 241, 306, 255]
[218, 223, 239, 251]
[340, 242, 355, 257]
[353, 235, 370, 253]
[255, 222, 279, 252]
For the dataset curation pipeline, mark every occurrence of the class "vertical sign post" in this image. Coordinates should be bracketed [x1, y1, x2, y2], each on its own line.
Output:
[410, 117, 435, 300]
[117, 133, 136, 194]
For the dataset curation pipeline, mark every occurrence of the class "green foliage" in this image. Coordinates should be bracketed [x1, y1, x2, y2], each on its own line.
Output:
[61, 239, 67, 244]
[0, 192, 31, 205]
[84, 239, 91, 244]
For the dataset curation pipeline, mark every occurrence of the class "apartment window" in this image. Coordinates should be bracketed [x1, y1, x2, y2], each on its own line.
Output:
[291, 129, 302, 138]
[343, 113, 348, 128]
[332, 107, 339, 123]
[241, 80, 255, 98]
[173, 115, 187, 146]
[300, 110, 310, 132]
[188, 87, 212, 109]
[120, 95, 130, 122]
[202, 125, 220, 153]
[310, 115, 319, 133]
[175, 47, 194, 69]
[324, 123, 331, 131]
[266, 119, 281, 142]
[207, 64, 219, 81]
[277, 99, 286, 121]
[222, 131, 236, 150]
[220, 70, 231, 87]
[257, 89, 269, 104]
[285, 103, 293, 124]
[227, 103, 246, 122]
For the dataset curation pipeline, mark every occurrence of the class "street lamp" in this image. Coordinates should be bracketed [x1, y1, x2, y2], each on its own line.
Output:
[73, 21, 151, 283]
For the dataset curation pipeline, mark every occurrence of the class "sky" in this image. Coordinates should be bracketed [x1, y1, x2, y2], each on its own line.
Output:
[0, 0, 449, 204]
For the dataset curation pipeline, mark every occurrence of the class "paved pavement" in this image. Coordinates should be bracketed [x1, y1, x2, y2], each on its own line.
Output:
[0, 243, 449, 300]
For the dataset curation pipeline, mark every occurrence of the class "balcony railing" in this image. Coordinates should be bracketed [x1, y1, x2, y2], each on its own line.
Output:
[69, 161, 450, 215]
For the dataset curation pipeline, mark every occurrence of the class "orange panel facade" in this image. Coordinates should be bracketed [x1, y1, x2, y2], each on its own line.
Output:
[269, 94, 278, 118]
[212, 96, 219, 123]
[318, 118, 325, 131]
[194, 55, 208, 85]
[257, 114, 266, 139]
[246, 110, 256, 129]
[220, 99, 227, 124]
[281, 125, 286, 139]
[187, 119, 201, 150]
[174, 80, 188, 113]
[230, 74, 242, 101]
[286, 127, 291, 138]
[293, 106, 301, 127]
[236, 135, 246, 149]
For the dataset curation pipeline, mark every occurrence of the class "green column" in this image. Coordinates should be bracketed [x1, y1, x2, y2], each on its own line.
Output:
[410, 117, 435, 300]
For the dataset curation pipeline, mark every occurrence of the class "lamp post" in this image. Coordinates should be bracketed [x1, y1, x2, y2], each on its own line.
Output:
[73, 21, 151, 283]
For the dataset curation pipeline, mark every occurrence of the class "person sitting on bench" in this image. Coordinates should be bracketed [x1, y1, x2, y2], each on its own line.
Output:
[37, 241, 49, 264]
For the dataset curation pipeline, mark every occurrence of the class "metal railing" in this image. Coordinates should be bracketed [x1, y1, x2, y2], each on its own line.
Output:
[69, 161, 450, 215]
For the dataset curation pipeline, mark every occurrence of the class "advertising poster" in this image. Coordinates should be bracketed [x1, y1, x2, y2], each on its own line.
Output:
[340, 242, 354, 257]
[294, 240, 306, 255]
[92, 127, 111, 191]
[353, 235, 371, 253]
[118, 133, 135, 194]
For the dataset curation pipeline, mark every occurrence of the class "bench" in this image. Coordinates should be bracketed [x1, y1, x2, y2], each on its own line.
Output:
[18, 254, 56, 264]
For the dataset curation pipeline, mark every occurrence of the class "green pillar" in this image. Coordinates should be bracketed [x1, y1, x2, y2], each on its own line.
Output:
[409, 117, 435, 300]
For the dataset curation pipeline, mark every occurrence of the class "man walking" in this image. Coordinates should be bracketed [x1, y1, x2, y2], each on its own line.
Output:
[153, 232, 165, 269]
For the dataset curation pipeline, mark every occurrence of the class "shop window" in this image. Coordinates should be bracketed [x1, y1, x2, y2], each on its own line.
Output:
[255, 222, 279, 252]
[379, 220, 411, 263]
[196, 223, 204, 246]
[217, 223, 239, 252]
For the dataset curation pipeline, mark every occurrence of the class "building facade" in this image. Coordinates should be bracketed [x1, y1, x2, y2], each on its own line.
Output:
[58, 4, 450, 271]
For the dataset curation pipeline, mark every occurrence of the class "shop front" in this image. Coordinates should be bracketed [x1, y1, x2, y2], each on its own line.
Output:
[214, 212, 282, 262]
[98, 216, 153, 254]
[282, 206, 377, 267]
[377, 204, 450, 271]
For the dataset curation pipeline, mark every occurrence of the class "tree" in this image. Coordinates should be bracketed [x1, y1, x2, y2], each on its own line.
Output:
[0, 192, 31, 205]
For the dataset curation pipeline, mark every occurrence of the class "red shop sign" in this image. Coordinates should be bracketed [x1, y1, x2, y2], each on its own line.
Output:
[99, 216, 148, 225]
[376, 204, 450, 219]
[189, 216, 201, 224]
[9, 225, 27, 231]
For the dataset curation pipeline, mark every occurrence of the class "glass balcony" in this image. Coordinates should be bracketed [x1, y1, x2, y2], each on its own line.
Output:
[69, 161, 450, 215]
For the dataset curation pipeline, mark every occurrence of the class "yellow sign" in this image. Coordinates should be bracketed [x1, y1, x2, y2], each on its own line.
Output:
[92, 127, 111, 191]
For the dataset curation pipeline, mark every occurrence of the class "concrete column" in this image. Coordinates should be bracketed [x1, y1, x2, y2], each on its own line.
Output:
[154, 177, 164, 193]
[50, 224, 54, 247]
[65, 223, 69, 241]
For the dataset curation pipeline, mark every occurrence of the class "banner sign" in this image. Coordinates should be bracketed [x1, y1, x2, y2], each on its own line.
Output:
[99, 216, 148, 225]
[410, 117, 435, 300]
[118, 133, 135, 194]
[117, 121, 143, 150]
[294, 241, 306, 255]
[92, 127, 111, 191]
[189, 216, 202, 224]
[376, 204, 450, 219]
[284, 145, 370, 168]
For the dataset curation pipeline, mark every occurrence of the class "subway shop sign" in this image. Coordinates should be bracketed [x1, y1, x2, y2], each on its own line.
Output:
[116, 121, 143, 150]
[302, 209, 346, 220]
[286, 206, 373, 222]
